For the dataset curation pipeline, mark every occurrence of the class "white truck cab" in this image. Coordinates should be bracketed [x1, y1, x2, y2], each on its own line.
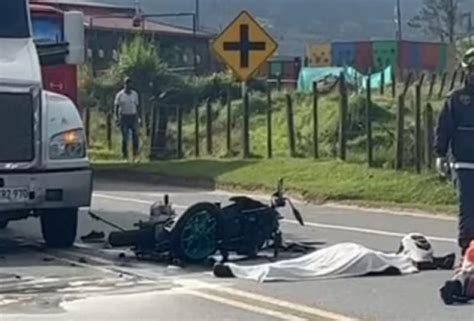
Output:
[0, 0, 92, 247]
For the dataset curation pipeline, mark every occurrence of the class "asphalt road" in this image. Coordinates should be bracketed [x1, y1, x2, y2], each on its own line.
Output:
[0, 178, 471, 321]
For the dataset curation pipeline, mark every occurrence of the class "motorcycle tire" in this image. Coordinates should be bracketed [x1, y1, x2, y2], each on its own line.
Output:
[170, 202, 221, 264]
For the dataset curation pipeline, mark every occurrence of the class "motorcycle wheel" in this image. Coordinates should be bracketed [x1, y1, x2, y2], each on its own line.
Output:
[170, 202, 220, 264]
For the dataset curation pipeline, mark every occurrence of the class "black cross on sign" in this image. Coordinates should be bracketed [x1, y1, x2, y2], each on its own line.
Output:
[223, 24, 266, 68]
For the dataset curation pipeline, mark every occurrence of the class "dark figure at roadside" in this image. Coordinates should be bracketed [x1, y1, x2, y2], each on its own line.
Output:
[435, 48, 474, 259]
[114, 77, 142, 162]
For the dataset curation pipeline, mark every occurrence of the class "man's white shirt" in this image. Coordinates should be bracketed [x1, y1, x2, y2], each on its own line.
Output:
[115, 89, 139, 115]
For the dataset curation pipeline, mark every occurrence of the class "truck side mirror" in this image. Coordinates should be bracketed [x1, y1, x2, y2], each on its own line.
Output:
[64, 11, 85, 65]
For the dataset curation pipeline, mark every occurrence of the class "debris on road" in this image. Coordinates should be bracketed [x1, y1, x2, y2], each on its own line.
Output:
[440, 240, 474, 305]
[42, 257, 55, 262]
[81, 231, 106, 243]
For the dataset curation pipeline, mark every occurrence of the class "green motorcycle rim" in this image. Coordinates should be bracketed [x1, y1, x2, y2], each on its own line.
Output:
[180, 210, 218, 260]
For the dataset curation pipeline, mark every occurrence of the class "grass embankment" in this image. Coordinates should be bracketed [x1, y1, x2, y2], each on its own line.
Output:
[88, 90, 444, 165]
[93, 158, 457, 216]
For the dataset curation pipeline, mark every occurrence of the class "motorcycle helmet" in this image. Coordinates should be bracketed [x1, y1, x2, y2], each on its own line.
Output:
[399, 233, 434, 263]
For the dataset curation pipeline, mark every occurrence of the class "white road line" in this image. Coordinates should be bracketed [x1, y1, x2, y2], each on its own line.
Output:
[181, 289, 307, 321]
[94, 193, 188, 210]
[93, 193, 457, 244]
[282, 219, 456, 243]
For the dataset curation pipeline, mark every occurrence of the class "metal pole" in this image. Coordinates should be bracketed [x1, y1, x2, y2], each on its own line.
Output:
[195, 0, 200, 31]
[396, 0, 402, 41]
[192, 14, 198, 75]
[86, 16, 95, 146]
[396, 0, 402, 73]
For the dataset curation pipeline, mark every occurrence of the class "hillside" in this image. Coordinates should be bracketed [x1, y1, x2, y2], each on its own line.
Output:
[83, 0, 473, 55]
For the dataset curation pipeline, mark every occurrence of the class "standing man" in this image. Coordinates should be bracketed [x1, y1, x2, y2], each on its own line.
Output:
[435, 48, 474, 258]
[115, 77, 142, 162]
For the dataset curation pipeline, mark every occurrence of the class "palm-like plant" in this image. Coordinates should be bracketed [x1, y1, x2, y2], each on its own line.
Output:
[115, 36, 168, 91]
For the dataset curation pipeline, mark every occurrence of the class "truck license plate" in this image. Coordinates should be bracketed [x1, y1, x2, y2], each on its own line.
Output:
[0, 188, 29, 203]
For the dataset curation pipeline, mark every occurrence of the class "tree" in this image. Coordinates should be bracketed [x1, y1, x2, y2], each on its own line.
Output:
[78, 65, 96, 113]
[408, 0, 464, 43]
[115, 36, 168, 90]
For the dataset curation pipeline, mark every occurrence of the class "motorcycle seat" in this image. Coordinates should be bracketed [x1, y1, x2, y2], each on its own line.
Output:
[229, 196, 266, 209]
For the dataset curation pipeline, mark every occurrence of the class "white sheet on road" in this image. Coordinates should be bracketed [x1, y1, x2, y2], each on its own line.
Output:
[226, 243, 418, 283]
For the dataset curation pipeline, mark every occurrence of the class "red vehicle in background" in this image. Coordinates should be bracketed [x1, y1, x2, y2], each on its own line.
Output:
[30, 4, 79, 107]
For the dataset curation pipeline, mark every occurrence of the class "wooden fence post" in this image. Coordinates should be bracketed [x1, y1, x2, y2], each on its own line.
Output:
[460, 70, 466, 85]
[276, 74, 282, 91]
[380, 67, 385, 96]
[267, 82, 273, 159]
[85, 107, 91, 146]
[149, 104, 157, 159]
[428, 73, 436, 99]
[366, 75, 373, 167]
[177, 106, 183, 159]
[339, 72, 348, 161]
[206, 98, 213, 155]
[391, 67, 396, 98]
[395, 94, 405, 170]
[194, 98, 200, 158]
[403, 72, 413, 96]
[415, 85, 422, 173]
[285, 94, 296, 157]
[312, 82, 319, 159]
[106, 112, 112, 150]
[438, 72, 448, 98]
[143, 93, 151, 138]
[449, 69, 458, 92]
[226, 86, 232, 155]
[424, 103, 434, 170]
[418, 73, 426, 88]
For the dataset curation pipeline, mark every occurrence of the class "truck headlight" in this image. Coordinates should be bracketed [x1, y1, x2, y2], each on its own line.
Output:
[49, 129, 86, 160]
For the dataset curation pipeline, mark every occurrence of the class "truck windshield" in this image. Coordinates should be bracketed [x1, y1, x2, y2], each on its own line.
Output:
[0, 0, 30, 38]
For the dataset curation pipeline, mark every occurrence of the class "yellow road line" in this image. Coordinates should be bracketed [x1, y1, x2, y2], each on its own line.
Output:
[182, 289, 307, 321]
[176, 280, 359, 321]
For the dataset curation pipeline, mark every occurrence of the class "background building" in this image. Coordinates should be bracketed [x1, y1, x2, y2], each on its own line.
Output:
[30, 0, 216, 74]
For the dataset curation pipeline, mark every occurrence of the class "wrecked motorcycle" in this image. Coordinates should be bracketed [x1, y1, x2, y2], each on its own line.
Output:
[103, 179, 305, 264]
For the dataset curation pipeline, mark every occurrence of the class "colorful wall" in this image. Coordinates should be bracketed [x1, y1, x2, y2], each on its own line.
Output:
[306, 40, 448, 73]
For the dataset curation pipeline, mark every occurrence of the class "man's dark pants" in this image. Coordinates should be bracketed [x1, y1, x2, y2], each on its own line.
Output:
[456, 169, 474, 255]
[120, 114, 139, 159]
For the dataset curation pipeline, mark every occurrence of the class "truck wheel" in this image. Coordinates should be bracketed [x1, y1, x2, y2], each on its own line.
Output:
[0, 221, 8, 229]
[41, 208, 78, 248]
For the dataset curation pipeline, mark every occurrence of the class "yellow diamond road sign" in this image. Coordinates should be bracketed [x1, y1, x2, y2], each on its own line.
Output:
[212, 10, 278, 82]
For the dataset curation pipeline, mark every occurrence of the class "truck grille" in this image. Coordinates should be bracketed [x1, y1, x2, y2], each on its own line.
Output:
[0, 92, 35, 162]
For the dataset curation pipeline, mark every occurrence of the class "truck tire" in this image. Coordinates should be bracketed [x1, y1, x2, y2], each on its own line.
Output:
[41, 208, 78, 248]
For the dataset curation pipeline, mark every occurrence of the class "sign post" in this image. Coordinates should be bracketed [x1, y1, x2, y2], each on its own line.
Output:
[212, 10, 278, 158]
[242, 81, 250, 157]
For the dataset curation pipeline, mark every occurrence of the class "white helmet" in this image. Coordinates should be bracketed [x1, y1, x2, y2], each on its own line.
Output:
[399, 233, 434, 263]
